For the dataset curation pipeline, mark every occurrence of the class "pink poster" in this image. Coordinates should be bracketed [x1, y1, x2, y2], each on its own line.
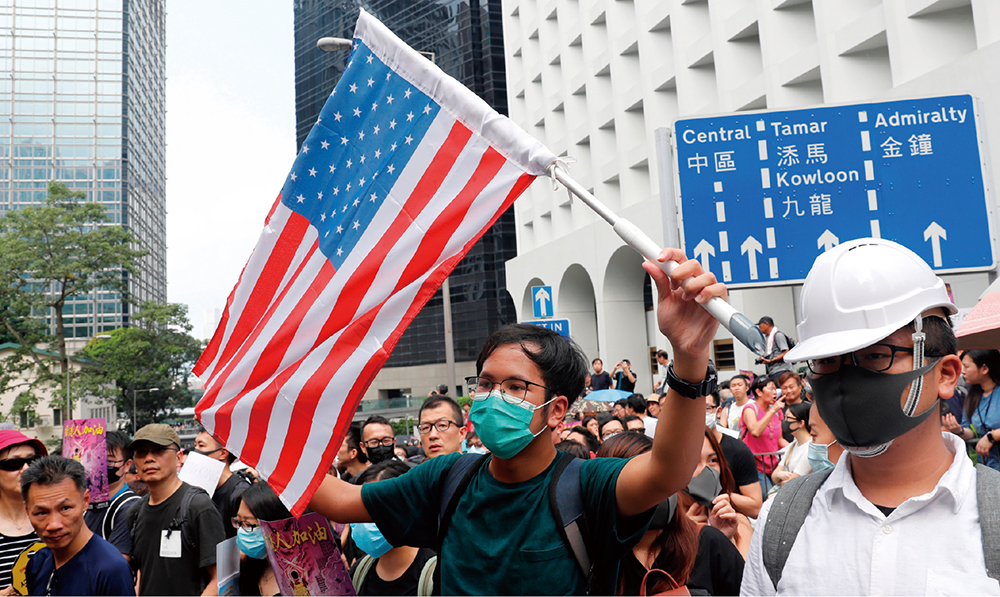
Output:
[62, 418, 109, 503]
[261, 512, 356, 596]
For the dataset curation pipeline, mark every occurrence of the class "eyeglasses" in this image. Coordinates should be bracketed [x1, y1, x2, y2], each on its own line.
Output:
[231, 517, 259, 531]
[601, 430, 622, 440]
[631, 428, 646, 435]
[363, 437, 395, 449]
[107, 459, 126, 468]
[418, 420, 462, 435]
[0, 455, 39, 472]
[807, 344, 943, 376]
[132, 446, 179, 459]
[466, 376, 548, 406]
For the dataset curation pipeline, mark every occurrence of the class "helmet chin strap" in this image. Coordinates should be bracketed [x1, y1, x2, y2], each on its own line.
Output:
[903, 315, 926, 417]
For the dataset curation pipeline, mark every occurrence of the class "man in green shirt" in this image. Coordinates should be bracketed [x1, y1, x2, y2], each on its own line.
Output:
[309, 248, 724, 594]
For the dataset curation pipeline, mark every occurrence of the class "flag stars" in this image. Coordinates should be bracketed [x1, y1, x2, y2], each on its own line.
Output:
[359, 177, 366, 187]
[317, 191, 323, 200]
[390, 143, 397, 151]
[370, 192, 378, 202]
[405, 135, 413, 145]
[290, 173, 297, 181]
[367, 77, 374, 87]
[374, 149, 381, 159]
[296, 194, 305, 203]
[337, 248, 344, 256]
[302, 145, 310, 154]
[349, 83, 358, 93]
[308, 167, 317, 177]
[386, 72, 391, 81]
[353, 107, 362, 117]
[386, 94, 394, 104]
[406, 112, 414, 122]
[389, 119, 396, 130]
[373, 125, 380, 135]
[360, 155, 366, 164]
[353, 220, 361, 230]
[387, 165, 395, 174]
[371, 102, 378, 111]
[404, 88, 412, 99]
[333, 112, 342, 122]
[358, 131, 365, 141]
[336, 225, 343, 234]
[366, 54, 374, 64]
[346, 183, 352, 192]
[346, 159, 352, 168]
[329, 164, 336, 173]
[333, 188, 340, 196]
[353, 198, 360, 207]
[423, 104, 432, 115]
[320, 140, 330, 149]
[320, 213, 326, 222]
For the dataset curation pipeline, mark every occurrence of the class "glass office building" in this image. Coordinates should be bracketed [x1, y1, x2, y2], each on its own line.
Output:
[0, 0, 166, 338]
[293, 0, 515, 369]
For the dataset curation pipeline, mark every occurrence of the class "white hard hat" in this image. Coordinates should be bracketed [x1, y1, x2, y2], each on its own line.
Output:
[784, 238, 956, 362]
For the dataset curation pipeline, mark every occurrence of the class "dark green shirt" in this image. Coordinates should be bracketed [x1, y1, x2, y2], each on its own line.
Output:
[361, 452, 653, 595]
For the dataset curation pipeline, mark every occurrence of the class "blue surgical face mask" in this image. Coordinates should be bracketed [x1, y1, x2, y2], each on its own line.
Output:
[807, 440, 837, 472]
[469, 390, 555, 459]
[237, 527, 268, 560]
[351, 522, 392, 558]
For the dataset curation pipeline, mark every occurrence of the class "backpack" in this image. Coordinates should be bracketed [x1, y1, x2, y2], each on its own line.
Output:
[135, 484, 209, 555]
[102, 489, 141, 540]
[435, 452, 600, 594]
[762, 464, 1000, 590]
[778, 331, 796, 351]
[351, 554, 437, 596]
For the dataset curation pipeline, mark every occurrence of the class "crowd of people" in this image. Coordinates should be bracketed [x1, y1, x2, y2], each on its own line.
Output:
[1, 238, 997, 595]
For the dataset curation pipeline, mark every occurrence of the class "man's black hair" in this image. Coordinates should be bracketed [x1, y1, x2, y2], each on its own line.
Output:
[420, 395, 464, 427]
[708, 390, 721, 408]
[344, 425, 366, 464]
[627, 393, 647, 415]
[758, 316, 774, 326]
[751, 375, 773, 395]
[622, 414, 643, 428]
[730, 374, 750, 385]
[477, 324, 587, 407]
[555, 440, 590, 460]
[592, 358, 602, 366]
[362, 415, 393, 438]
[566, 425, 600, 453]
[656, 350, 669, 360]
[614, 398, 629, 409]
[197, 427, 237, 464]
[354, 459, 410, 485]
[907, 315, 956, 356]
[598, 416, 626, 437]
[106, 430, 131, 461]
[436, 383, 449, 396]
[21, 456, 87, 502]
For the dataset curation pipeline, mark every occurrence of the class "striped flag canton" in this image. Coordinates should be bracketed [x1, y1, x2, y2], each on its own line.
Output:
[279, 41, 442, 269]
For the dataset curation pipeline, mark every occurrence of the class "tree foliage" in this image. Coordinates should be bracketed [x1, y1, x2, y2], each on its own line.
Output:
[77, 302, 203, 433]
[0, 181, 147, 417]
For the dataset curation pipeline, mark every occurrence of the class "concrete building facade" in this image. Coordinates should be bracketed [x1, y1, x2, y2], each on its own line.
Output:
[502, 0, 1000, 391]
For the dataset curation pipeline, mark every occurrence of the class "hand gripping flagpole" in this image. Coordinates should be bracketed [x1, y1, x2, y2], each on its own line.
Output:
[550, 165, 767, 356]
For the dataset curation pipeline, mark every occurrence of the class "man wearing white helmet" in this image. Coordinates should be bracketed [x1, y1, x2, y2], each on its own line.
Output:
[741, 238, 1000, 596]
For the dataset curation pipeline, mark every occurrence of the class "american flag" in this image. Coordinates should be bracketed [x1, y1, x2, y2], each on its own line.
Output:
[193, 10, 556, 515]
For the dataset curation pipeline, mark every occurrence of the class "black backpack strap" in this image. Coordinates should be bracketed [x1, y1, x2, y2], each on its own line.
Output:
[549, 453, 590, 578]
[762, 468, 833, 590]
[103, 490, 140, 539]
[168, 485, 209, 554]
[433, 454, 489, 595]
[975, 464, 1000, 581]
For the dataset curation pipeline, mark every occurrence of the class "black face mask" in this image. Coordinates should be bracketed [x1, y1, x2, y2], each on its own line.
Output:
[683, 466, 722, 509]
[107, 465, 121, 485]
[812, 361, 939, 451]
[366, 444, 396, 464]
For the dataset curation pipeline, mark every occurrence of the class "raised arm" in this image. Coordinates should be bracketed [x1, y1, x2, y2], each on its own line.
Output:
[742, 398, 784, 438]
[616, 248, 726, 517]
[308, 473, 373, 523]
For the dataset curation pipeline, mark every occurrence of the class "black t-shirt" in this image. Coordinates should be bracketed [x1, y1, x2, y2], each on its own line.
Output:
[26, 534, 135, 596]
[126, 482, 226, 596]
[718, 433, 759, 492]
[590, 371, 612, 391]
[615, 371, 636, 393]
[619, 526, 744, 596]
[213, 473, 251, 539]
[352, 548, 435, 596]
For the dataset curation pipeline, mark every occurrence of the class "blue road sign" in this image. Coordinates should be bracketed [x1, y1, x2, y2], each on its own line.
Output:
[522, 319, 571, 338]
[673, 94, 995, 287]
[531, 285, 553, 319]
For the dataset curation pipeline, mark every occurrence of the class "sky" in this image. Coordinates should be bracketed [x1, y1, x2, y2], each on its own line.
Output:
[164, 3, 297, 339]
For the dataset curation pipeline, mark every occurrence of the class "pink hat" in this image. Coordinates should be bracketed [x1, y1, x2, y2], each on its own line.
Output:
[0, 430, 48, 458]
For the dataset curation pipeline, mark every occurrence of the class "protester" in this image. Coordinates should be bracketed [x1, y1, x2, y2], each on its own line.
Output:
[193, 428, 252, 539]
[235, 481, 293, 596]
[83, 430, 139, 560]
[756, 316, 794, 377]
[645, 394, 661, 419]
[945, 349, 1000, 471]
[564, 426, 599, 455]
[0, 429, 47, 591]
[360, 416, 397, 465]
[806, 403, 842, 472]
[599, 417, 626, 442]
[681, 430, 753, 557]
[349, 461, 436, 595]
[652, 350, 670, 394]
[623, 415, 645, 434]
[597, 433, 744, 596]
[611, 359, 637, 392]
[418, 396, 467, 460]
[590, 358, 613, 391]
[769, 402, 813, 493]
[582, 416, 600, 441]
[308, 249, 722, 595]
[555, 441, 591, 460]
[126, 424, 226, 596]
[337, 426, 369, 483]
[706, 392, 762, 518]
[741, 238, 1000, 595]
[739, 376, 788, 494]
[777, 371, 809, 442]
[723, 374, 751, 431]
[624, 394, 657, 438]
[21, 456, 134, 596]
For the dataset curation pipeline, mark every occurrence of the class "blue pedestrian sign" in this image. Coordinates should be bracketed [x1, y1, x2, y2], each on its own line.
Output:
[522, 319, 571, 338]
[673, 94, 996, 287]
[531, 285, 553, 319]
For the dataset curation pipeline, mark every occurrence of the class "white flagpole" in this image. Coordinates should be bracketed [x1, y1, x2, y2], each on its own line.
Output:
[551, 166, 767, 356]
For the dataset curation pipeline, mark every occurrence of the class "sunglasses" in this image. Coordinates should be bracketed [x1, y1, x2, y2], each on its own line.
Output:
[0, 455, 39, 472]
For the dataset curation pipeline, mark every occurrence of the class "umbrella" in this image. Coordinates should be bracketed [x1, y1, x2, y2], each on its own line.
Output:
[956, 278, 1000, 350]
[587, 389, 632, 402]
[568, 399, 612, 416]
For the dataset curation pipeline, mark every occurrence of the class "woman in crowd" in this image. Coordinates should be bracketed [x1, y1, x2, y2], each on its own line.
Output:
[740, 376, 788, 494]
[0, 429, 46, 592]
[597, 433, 745, 595]
[777, 371, 808, 442]
[350, 460, 436, 595]
[235, 481, 290, 596]
[948, 349, 1000, 470]
[582, 416, 600, 442]
[770, 401, 813, 493]
[807, 403, 843, 472]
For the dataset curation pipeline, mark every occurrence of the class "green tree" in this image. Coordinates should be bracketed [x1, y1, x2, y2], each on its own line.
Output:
[77, 302, 203, 433]
[0, 181, 147, 418]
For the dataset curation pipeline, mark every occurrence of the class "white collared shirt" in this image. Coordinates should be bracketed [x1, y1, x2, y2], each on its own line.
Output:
[741, 433, 1000, 596]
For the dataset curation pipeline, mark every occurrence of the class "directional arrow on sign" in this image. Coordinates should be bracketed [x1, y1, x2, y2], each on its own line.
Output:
[534, 287, 551, 317]
[741, 236, 763, 280]
[694, 239, 715, 273]
[924, 222, 947, 267]
[817, 230, 839, 252]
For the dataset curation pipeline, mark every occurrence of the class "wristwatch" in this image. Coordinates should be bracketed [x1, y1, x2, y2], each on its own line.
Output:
[665, 362, 718, 400]
[987, 430, 997, 444]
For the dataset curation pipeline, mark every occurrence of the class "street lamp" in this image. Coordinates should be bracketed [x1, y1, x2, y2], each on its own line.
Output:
[132, 388, 159, 435]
